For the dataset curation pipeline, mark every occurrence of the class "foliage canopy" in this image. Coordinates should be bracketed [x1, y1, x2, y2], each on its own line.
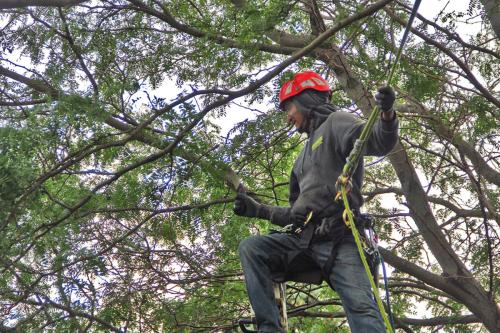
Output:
[0, 0, 498, 332]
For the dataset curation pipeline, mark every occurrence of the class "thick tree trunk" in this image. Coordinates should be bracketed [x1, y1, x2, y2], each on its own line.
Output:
[480, 0, 500, 39]
[314, 47, 499, 332]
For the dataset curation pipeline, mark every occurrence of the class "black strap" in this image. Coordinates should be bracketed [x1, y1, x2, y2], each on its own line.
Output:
[322, 226, 346, 289]
[323, 246, 339, 289]
[298, 223, 315, 249]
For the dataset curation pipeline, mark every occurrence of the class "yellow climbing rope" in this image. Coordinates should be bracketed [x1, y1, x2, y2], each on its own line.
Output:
[335, 1, 422, 332]
[339, 184, 394, 333]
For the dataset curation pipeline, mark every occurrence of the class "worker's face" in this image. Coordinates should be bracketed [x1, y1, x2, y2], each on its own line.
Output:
[284, 101, 305, 132]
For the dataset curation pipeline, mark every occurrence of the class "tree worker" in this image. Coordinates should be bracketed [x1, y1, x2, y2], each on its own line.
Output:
[234, 70, 398, 333]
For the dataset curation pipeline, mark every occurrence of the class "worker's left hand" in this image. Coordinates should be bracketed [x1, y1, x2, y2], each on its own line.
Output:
[233, 192, 261, 218]
[375, 86, 395, 112]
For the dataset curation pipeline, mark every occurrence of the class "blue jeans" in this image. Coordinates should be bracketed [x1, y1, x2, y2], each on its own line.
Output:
[239, 232, 385, 333]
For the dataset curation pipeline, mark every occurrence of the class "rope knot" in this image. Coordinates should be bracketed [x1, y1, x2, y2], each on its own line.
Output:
[335, 174, 352, 201]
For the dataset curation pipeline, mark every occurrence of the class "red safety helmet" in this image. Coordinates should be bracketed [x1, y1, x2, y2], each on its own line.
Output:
[279, 71, 331, 108]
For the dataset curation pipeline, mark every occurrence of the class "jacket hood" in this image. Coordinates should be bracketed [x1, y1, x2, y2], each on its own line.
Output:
[292, 90, 337, 134]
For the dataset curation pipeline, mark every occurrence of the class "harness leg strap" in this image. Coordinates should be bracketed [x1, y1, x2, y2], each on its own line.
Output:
[298, 223, 315, 249]
[322, 245, 339, 290]
[321, 226, 346, 289]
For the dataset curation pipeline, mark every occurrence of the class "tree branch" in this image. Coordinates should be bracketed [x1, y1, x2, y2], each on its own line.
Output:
[23, 298, 121, 332]
[400, 314, 480, 326]
[126, 0, 297, 55]
[291, 310, 480, 327]
[479, 0, 500, 39]
[405, 98, 500, 187]
[363, 187, 499, 223]
[0, 65, 59, 98]
[385, 7, 500, 108]
[0, 0, 87, 9]
[396, 0, 499, 59]
[379, 247, 464, 299]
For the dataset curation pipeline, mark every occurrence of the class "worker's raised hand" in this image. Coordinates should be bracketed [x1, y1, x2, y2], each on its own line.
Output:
[233, 192, 261, 218]
[375, 86, 395, 112]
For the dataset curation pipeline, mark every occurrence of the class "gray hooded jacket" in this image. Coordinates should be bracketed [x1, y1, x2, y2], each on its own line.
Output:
[268, 103, 399, 227]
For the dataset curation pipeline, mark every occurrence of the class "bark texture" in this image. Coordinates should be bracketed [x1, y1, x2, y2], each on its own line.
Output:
[480, 0, 500, 38]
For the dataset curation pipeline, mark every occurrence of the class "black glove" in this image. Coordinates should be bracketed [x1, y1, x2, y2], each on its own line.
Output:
[234, 192, 268, 219]
[291, 212, 307, 229]
[290, 205, 310, 229]
[375, 86, 395, 112]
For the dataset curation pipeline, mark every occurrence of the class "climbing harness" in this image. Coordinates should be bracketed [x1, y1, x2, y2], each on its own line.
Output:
[335, 1, 422, 332]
